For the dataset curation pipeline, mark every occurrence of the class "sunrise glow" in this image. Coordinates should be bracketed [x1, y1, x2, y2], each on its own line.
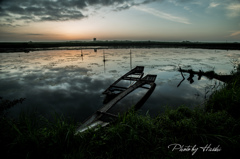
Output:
[0, 0, 240, 42]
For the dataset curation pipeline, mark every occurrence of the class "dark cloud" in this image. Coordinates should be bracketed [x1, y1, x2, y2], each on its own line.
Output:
[0, 0, 158, 25]
[0, 23, 21, 27]
[114, 0, 160, 11]
[0, 0, 87, 23]
[114, 3, 132, 11]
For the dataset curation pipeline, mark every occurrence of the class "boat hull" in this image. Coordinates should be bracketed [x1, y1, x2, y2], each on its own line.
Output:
[75, 66, 157, 133]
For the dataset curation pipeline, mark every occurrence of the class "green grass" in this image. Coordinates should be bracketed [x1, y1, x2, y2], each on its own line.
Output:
[1, 74, 240, 159]
[205, 74, 240, 118]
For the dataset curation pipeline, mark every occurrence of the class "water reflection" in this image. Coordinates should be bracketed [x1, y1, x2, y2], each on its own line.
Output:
[0, 48, 239, 121]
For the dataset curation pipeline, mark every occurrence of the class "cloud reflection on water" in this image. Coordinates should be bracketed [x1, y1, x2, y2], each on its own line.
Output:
[1, 70, 114, 121]
[0, 48, 239, 121]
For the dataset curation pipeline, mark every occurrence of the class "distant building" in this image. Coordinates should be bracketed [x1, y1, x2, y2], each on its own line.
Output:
[93, 38, 96, 41]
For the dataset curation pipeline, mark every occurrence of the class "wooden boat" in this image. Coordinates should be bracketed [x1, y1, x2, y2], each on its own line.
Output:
[102, 66, 144, 103]
[75, 66, 157, 133]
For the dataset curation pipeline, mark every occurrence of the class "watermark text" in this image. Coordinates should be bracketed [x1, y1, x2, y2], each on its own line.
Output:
[168, 143, 221, 156]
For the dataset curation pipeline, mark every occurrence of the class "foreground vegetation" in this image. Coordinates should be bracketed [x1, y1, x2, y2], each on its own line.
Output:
[1, 75, 240, 158]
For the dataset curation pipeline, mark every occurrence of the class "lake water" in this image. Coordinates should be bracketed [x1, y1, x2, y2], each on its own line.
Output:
[1, 48, 239, 121]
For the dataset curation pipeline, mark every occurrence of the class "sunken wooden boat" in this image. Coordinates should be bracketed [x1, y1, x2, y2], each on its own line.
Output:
[75, 66, 157, 133]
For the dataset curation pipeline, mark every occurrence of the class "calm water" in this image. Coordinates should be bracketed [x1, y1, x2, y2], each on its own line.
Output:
[1, 48, 239, 121]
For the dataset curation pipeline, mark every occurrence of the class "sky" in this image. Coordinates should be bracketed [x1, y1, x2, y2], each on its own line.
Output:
[0, 0, 240, 42]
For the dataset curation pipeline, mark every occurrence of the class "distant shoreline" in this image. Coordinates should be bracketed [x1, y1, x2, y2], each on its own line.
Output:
[0, 41, 240, 53]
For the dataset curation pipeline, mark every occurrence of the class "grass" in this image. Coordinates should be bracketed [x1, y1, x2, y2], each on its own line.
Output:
[205, 74, 240, 118]
[1, 74, 240, 159]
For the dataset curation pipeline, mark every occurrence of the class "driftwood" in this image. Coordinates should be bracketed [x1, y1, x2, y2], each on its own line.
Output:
[178, 67, 234, 87]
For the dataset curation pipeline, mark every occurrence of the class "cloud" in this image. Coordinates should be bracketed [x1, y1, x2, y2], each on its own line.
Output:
[0, 0, 136, 25]
[114, 0, 159, 11]
[167, 0, 200, 13]
[25, 33, 45, 36]
[0, 0, 160, 25]
[208, 2, 220, 8]
[0, 65, 114, 121]
[168, 0, 194, 6]
[0, 1, 85, 25]
[230, 31, 240, 36]
[0, 23, 21, 27]
[134, 6, 191, 24]
[226, 3, 240, 17]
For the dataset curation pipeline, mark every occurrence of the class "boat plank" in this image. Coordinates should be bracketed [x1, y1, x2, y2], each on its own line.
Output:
[75, 67, 157, 133]
[99, 75, 157, 112]
[102, 66, 144, 94]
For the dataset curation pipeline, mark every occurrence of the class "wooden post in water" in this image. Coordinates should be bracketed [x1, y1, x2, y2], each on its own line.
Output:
[130, 49, 132, 70]
[103, 50, 106, 73]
